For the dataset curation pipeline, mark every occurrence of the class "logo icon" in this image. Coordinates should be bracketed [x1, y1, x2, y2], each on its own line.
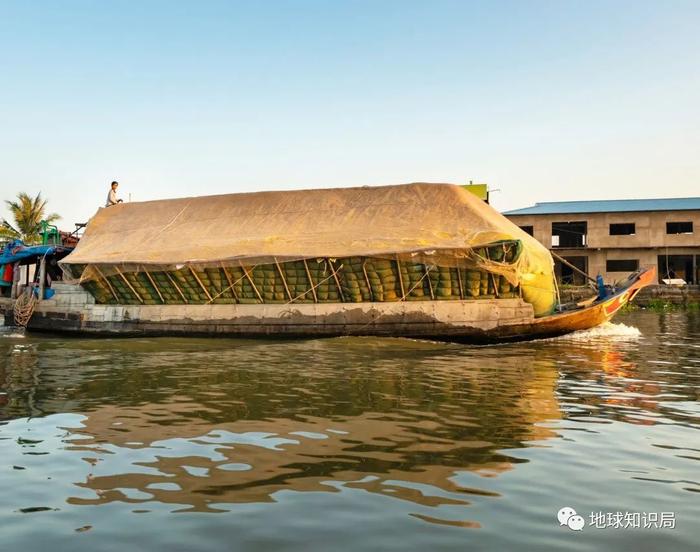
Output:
[558, 507, 585, 531]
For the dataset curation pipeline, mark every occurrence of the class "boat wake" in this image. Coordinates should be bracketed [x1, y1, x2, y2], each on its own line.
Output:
[557, 322, 642, 341]
[0, 326, 26, 339]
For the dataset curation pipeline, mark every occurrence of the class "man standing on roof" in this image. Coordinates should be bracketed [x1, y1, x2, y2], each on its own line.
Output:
[105, 181, 123, 207]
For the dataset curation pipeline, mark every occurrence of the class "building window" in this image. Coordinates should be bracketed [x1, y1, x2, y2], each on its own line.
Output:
[519, 225, 534, 236]
[657, 254, 695, 284]
[606, 259, 639, 272]
[610, 223, 636, 235]
[551, 221, 587, 248]
[666, 221, 693, 234]
[555, 256, 588, 286]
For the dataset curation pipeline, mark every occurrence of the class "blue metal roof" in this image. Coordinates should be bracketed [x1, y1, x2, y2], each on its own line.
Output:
[503, 197, 700, 216]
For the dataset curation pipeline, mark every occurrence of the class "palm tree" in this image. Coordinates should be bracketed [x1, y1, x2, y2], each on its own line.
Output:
[0, 192, 61, 245]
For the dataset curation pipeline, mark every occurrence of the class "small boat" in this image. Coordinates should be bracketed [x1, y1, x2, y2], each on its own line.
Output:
[481, 266, 655, 342]
[0, 183, 654, 342]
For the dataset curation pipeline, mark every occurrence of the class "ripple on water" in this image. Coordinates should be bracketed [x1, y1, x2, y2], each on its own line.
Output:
[0, 325, 27, 339]
[0, 310, 698, 551]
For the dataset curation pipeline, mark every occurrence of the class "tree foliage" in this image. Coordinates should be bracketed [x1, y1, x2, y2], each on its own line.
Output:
[1, 192, 61, 245]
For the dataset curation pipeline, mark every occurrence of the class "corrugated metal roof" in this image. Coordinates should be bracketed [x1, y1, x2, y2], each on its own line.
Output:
[503, 197, 700, 216]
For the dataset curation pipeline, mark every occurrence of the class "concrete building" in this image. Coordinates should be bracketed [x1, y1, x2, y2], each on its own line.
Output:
[504, 198, 700, 285]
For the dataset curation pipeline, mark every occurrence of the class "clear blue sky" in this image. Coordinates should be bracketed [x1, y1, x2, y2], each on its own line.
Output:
[1, 0, 699, 228]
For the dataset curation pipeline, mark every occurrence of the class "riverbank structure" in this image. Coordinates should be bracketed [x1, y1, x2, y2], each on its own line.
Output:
[504, 198, 700, 285]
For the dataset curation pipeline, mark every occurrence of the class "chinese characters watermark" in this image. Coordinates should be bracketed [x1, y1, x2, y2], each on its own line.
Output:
[558, 507, 676, 531]
[588, 511, 676, 529]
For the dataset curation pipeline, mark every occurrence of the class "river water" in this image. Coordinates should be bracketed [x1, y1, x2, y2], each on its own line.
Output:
[0, 311, 698, 551]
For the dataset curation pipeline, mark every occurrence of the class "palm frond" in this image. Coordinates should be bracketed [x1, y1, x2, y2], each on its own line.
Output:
[3, 192, 61, 243]
[0, 223, 20, 239]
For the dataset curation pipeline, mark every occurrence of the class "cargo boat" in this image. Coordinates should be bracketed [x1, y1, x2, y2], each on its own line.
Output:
[0, 183, 654, 342]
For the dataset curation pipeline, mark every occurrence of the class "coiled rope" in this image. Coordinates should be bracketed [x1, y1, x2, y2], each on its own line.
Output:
[13, 288, 37, 327]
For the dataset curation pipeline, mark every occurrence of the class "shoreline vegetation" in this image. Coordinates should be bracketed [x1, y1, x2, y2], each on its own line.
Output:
[559, 284, 700, 312]
[622, 300, 700, 312]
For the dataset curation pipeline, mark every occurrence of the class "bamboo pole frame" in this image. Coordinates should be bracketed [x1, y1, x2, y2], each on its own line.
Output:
[328, 259, 345, 302]
[424, 264, 435, 300]
[361, 259, 374, 301]
[240, 263, 264, 303]
[394, 256, 405, 301]
[274, 257, 293, 302]
[165, 271, 188, 303]
[302, 259, 318, 303]
[220, 263, 238, 301]
[93, 265, 120, 303]
[456, 267, 464, 299]
[551, 251, 597, 285]
[484, 249, 499, 298]
[115, 266, 144, 304]
[490, 273, 500, 298]
[202, 267, 223, 299]
[189, 266, 213, 302]
[38, 256, 46, 303]
[141, 266, 165, 303]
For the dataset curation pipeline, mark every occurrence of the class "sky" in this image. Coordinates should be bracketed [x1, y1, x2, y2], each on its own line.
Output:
[1, 0, 699, 229]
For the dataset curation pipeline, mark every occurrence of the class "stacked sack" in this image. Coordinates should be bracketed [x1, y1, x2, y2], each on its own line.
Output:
[337, 257, 372, 302]
[280, 260, 315, 302]
[400, 262, 428, 301]
[82, 277, 115, 304]
[81, 255, 519, 305]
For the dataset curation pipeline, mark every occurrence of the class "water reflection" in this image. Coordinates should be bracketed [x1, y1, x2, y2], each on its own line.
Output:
[3, 335, 563, 514]
[1, 312, 699, 549]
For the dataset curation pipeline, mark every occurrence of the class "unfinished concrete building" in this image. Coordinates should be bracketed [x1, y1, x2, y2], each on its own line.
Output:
[504, 198, 700, 285]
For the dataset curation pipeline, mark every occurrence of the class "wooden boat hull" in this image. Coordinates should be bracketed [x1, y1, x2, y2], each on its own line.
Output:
[0, 268, 655, 343]
[484, 266, 656, 343]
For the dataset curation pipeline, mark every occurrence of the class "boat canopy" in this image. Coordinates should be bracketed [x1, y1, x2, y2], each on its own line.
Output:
[61, 183, 556, 315]
[1, 240, 73, 265]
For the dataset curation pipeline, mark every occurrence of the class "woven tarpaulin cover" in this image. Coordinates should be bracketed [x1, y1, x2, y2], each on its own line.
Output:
[61, 183, 556, 315]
